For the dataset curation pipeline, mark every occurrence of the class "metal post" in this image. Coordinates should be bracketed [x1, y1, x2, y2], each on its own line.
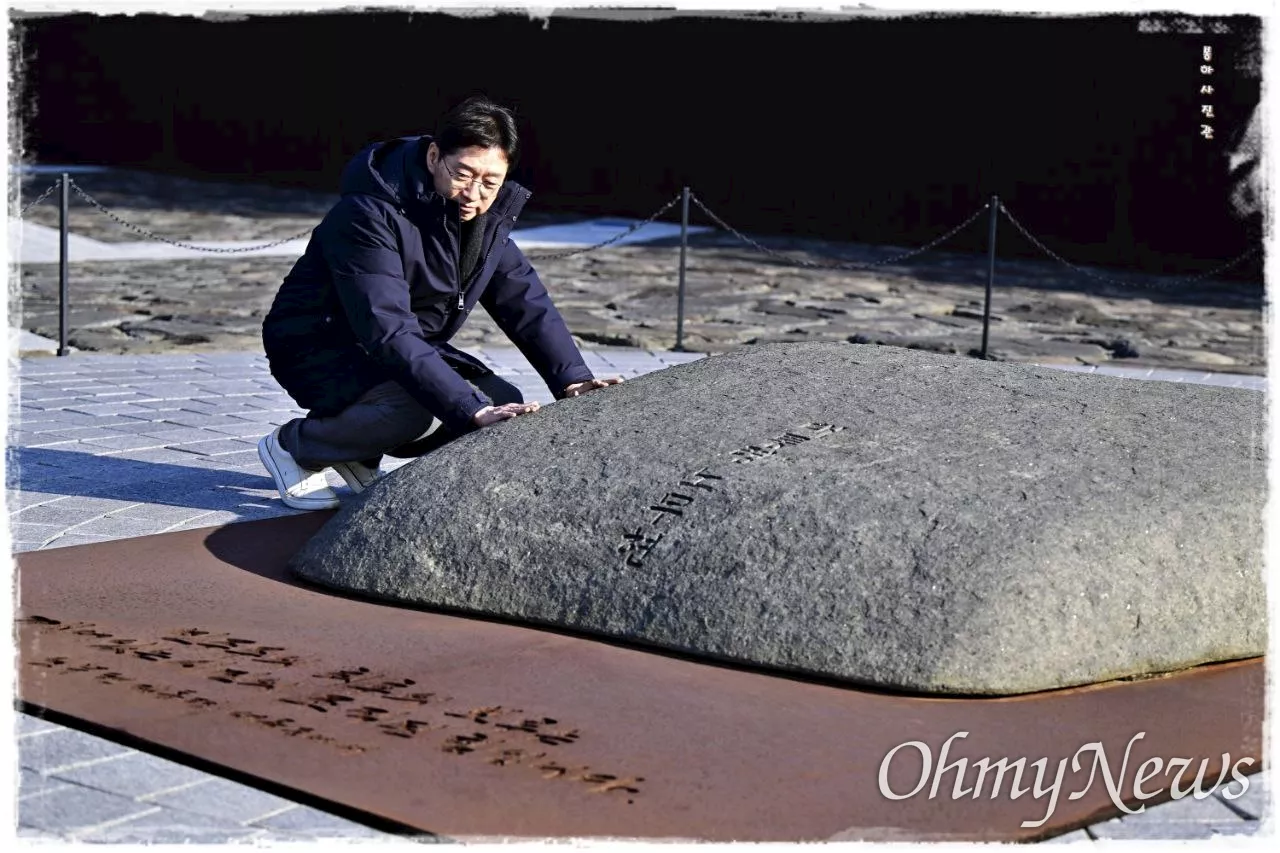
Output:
[980, 193, 998, 360]
[58, 173, 70, 357]
[674, 186, 690, 352]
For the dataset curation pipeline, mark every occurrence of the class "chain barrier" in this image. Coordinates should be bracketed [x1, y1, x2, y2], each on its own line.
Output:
[18, 180, 61, 218]
[525, 194, 683, 260]
[18, 175, 1261, 289]
[999, 201, 1261, 292]
[690, 193, 991, 271]
[26, 178, 681, 261]
[66, 178, 315, 253]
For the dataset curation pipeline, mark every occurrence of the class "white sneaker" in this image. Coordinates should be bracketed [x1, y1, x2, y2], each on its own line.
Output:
[257, 427, 340, 511]
[331, 459, 383, 494]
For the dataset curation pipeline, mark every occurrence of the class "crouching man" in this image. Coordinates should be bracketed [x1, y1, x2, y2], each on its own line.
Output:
[258, 96, 621, 510]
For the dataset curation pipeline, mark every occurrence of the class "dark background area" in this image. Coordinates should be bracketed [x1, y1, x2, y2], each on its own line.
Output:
[10, 9, 1265, 279]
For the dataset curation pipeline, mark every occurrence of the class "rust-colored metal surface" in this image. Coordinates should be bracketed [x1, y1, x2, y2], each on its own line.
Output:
[15, 513, 1264, 842]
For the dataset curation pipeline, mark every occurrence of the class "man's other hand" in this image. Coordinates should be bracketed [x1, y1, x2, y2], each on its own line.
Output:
[472, 401, 540, 427]
[563, 377, 624, 398]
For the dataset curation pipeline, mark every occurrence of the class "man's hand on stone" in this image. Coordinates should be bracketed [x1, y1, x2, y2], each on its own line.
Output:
[564, 377, 624, 398]
[472, 401, 540, 427]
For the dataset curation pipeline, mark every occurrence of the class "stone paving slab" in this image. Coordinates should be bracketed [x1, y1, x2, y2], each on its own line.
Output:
[3, 346, 1268, 843]
[72, 807, 270, 844]
[251, 803, 393, 838]
[17, 783, 162, 834]
[17, 727, 137, 774]
[17, 768, 74, 801]
[48, 750, 213, 799]
[141, 776, 299, 824]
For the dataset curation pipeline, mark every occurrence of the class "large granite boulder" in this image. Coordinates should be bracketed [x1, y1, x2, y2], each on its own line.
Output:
[290, 342, 1266, 695]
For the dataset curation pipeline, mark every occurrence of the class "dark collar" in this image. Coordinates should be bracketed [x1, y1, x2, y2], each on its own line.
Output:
[405, 138, 435, 202]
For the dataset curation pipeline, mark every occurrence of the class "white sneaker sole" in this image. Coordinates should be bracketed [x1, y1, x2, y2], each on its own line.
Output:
[257, 433, 340, 511]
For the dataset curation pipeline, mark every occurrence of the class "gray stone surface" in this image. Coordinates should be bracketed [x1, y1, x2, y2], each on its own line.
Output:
[49, 750, 212, 799]
[73, 808, 269, 844]
[252, 805, 393, 838]
[142, 776, 298, 823]
[18, 785, 159, 832]
[18, 728, 136, 774]
[292, 342, 1266, 696]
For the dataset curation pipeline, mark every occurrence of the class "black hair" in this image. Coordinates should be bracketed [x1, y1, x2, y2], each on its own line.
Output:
[434, 96, 519, 165]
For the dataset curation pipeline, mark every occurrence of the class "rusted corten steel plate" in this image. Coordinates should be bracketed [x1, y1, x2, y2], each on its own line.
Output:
[15, 513, 1264, 842]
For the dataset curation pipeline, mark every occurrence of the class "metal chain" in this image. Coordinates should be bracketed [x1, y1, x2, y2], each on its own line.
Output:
[525, 194, 683, 260]
[1172, 244, 1263, 284]
[690, 194, 990, 271]
[68, 178, 315, 253]
[18, 180, 61, 217]
[29, 176, 1262, 287]
[999, 201, 1261, 292]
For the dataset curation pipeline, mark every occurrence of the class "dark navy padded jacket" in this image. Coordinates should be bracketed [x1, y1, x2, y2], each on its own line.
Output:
[262, 135, 594, 432]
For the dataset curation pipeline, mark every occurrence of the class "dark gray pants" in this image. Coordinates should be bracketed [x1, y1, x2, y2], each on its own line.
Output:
[278, 373, 523, 471]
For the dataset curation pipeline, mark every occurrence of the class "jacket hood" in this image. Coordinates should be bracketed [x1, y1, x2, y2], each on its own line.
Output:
[338, 135, 530, 218]
[339, 136, 432, 206]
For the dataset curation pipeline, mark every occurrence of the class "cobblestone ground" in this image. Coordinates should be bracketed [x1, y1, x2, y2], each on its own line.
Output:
[12, 170, 1265, 374]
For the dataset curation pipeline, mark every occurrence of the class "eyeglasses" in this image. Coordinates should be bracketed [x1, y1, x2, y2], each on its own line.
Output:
[440, 158, 504, 198]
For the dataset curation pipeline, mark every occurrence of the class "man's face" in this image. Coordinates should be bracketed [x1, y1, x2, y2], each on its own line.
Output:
[426, 143, 509, 221]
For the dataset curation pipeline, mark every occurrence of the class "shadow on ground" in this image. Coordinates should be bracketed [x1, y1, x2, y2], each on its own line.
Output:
[9, 445, 278, 512]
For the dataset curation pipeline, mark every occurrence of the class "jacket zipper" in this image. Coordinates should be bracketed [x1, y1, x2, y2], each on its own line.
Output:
[445, 206, 465, 312]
